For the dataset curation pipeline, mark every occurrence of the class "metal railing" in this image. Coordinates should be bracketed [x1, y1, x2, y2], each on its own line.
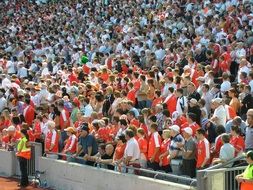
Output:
[15, 142, 42, 177]
[197, 155, 247, 190]
[224, 166, 246, 190]
[47, 152, 197, 187]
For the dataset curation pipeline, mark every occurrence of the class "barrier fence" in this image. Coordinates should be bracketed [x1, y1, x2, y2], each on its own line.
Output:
[2, 143, 253, 190]
[47, 152, 197, 188]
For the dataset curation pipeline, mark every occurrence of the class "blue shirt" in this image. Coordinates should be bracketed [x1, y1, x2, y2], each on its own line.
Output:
[78, 134, 98, 156]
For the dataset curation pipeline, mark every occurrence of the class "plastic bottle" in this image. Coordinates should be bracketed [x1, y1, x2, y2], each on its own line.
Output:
[97, 163, 100, 169]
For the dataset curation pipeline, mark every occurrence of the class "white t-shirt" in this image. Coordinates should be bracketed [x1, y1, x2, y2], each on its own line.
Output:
[220, 81, 231, 93]
[124, 137, 140, 162]
[213, 105, 226, 126]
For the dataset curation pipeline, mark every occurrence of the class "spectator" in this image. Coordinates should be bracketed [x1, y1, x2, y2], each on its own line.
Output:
[230, 126, 245, 157]
[113, 134, 127, 167]
[225, 116, 247, 135]
[175, 88, 188, 115]
[212, 134, 235, 167]
[45, 121, 59, 159]
[188, 98, 201, 125]
[62, 127, 77, 161]
[210, 98, 226, 127]
[123, 129, 141, 174]
[196, 128, 210, 170]
[159, 129, 172, 173]
[76, 123, 98, 166]
[245, 109, 253, 152]
[181, 127, 196, 178]
[137, 128, 148, 169]
[147, 123, 161, 171]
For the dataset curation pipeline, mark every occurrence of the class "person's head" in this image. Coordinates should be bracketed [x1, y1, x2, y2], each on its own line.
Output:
[202, 83, 210, 93]
[79, 123, 89, 137]
[119, 119, 128, 128]
[105, 143, 114, 156]
[117, 134, 127, 144]
[6, 125, 16, 136]
[228, 88, 237, 98]
[215, 125, 226, 136]
[137, 128, 145, 138]
[57, 99, 64, 111]
[196, 128, 205, 141]
[247, 109, 253, 126]
[246, 151, 253, 165]
[127, 110, 136, 121]
[221, 134, 230, 144]
[47, 120, 56, 131]
[187, 112, 197, 123]
[211, 98, 223, 109]
[182, 127, 193, 139]
[169, 125, 180, 137]
[64, 127, 76, 136]
[231, 125, 241, 136]
[125, 129, 135, 140]
[187, 82, 196, 94]
[162, 129, 171, 140]
[189, 98, 198, 108]
[20, 128, 29, 140]
[155, 104, 163, 113]
[150, 123, 158, 133]
[232, 116, 242, 126]
[175, 88, 183, 97]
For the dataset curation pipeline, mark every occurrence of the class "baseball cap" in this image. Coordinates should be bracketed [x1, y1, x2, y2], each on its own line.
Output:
[64, 127, 76, 134]
[212, 98, 223, 104]
[80, 123, 89, 132]
[189, 98, 198, 105]
[183, 127, 193, 136]
[169, 125, 180, 133]
[6, 125, 16, 132]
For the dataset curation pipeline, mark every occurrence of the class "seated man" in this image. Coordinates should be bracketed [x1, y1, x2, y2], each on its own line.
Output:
[212, 134, 235, 167]
[86, 143, 115, 170]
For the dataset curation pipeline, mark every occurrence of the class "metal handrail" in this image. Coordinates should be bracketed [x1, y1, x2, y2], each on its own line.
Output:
[46, 152, 197, 186]
[204, 154, 246, 171]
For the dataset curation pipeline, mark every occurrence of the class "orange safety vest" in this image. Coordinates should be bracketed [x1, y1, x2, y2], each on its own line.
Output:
[16, 137, 31, 160]
[241, 182, 253, 190]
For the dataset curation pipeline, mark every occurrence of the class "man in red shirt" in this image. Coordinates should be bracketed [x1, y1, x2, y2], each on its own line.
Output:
[57, 100, 70, 152]
[127, 110, 140, 128]
[196, 128, 210, 169]
[147, 123, 162, 171]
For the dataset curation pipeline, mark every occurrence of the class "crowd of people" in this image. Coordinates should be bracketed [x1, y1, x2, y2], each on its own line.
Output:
[0, 0, 253, 183]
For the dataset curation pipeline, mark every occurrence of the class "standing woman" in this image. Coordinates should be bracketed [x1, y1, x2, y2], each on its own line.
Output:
[16, 129, 31, 187]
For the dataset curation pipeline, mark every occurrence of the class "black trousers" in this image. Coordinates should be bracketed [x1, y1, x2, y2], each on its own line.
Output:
[19, 157, 29, 186]
[182, 159, 196, 178]
[147, 161, 160, 171]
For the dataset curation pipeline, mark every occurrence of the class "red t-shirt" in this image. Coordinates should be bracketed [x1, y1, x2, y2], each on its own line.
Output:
[160, 139, 171, 166]
[196, 138, 210, 168]
[138, 137, 148, 160]
[230, 136, 245, 156]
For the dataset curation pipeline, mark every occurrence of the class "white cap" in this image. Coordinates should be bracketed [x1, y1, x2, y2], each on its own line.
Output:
[183, 127, 193, 136]
[183, 65, 190, 70]
[212, 98, 223, 104]
[190, 98, 198, 105]
[169, 125, 180, 133]
[6, 125, 16, 132]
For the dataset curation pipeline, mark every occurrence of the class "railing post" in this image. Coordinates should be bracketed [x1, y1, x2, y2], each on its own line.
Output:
[196, 170, 207, 190]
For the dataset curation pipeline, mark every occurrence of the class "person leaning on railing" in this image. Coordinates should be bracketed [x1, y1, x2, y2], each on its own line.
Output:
[235, 151, 253, 189]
